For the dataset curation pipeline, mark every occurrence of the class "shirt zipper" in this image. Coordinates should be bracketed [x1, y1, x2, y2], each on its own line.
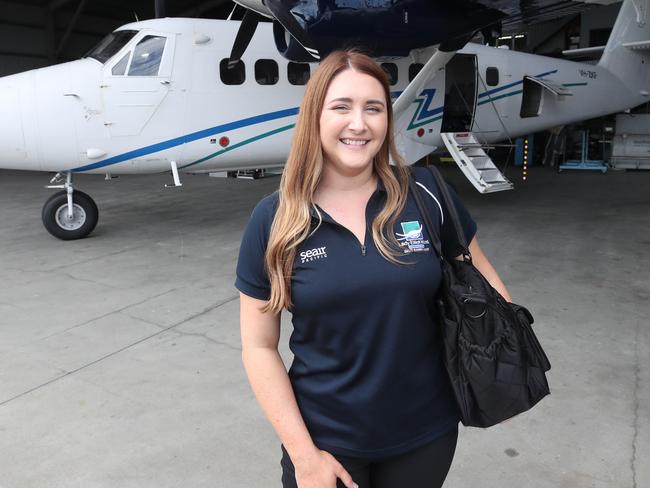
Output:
[324, 221, 368, 257]
[317, 203, 374, 257]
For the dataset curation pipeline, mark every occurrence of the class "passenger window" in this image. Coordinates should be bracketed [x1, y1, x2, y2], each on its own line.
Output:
[112, 52, 130, 75]
[381, 63, 398, 85]
[128, 35, 166, 76]
[486, 67, 499, 86]
[409, 63, 424, 82]
[255, 59, 279, 85]
[220, 59, 246, 85]
[288, 62, 310, 85]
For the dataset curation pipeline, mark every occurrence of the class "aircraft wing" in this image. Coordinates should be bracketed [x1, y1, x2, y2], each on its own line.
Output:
[229, 0, 619, 63]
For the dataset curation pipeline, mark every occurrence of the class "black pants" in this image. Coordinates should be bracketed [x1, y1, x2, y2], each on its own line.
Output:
[280, 427, 458, 488]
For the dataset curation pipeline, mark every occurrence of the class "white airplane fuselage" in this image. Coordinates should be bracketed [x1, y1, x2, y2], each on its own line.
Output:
[0, 16, 647, 176]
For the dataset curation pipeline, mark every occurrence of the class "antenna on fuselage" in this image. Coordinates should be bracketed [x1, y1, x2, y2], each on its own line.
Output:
[227, 4, 237, 20]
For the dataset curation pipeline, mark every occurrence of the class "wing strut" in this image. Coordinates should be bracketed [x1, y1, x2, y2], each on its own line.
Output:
[393, 47, 457, 165]
[393, 48, 456, 123]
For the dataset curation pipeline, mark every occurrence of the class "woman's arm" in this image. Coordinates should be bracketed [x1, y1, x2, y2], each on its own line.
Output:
[457, 236, 513, 302]
[239, 293, 358, 488]
[240, 293, 317, 462]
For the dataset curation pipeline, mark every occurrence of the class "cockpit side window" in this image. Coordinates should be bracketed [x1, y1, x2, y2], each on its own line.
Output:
[128, 36, 167, 76]
[112, 52, 131, 76]
[85, 30, 138, 64]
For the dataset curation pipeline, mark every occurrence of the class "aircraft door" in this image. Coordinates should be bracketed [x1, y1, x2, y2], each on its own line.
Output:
[440, 54, 478, 133]
[102, 32, 176, 137]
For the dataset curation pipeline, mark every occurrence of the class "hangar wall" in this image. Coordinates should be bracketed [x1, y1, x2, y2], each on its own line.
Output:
[0, 1, 125, 77]
[580, 2, 623, 48]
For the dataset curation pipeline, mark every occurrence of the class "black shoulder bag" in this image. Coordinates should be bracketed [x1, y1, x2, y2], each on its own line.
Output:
[409, 166, 551, 427]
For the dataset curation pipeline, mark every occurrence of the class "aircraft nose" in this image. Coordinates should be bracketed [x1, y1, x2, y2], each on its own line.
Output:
[0, 81, 28, 167]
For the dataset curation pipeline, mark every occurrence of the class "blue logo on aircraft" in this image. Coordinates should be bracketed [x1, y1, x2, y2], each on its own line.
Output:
[407, 89, 443, 130]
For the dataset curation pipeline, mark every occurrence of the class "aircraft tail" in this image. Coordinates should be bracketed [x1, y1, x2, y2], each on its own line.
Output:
[598, 0, 650, 92]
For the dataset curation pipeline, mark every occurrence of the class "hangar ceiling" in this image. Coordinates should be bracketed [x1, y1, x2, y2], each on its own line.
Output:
[0, 0, 622, 77]
[0, 0, 238, 76]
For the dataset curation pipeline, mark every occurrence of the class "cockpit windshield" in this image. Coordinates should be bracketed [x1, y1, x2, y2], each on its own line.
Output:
[84, 30, 138, 63]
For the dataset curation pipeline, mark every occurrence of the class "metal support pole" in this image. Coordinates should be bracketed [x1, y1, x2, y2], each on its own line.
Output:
[155, 0, 166, 18]
[45, 13, 56, 63]
[55, 0, 87, 58]
[165, 161, 183, 187]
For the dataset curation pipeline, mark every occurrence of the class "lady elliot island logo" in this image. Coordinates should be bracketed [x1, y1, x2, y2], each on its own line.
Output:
[396, 221, 430, 253]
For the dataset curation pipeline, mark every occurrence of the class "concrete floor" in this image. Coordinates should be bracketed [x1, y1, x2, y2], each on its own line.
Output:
[0, 165, 647, 488]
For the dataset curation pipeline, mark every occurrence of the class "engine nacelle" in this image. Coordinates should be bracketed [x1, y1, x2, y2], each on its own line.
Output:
[272, 21, 316, 63]
[264, 0, 505, 62]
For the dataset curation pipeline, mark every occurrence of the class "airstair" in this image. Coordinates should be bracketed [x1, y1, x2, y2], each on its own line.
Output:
[441, 132, 514, 193]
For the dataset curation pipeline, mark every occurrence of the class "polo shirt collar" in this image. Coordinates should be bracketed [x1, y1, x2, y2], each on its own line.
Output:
[309, 178, 387, 221]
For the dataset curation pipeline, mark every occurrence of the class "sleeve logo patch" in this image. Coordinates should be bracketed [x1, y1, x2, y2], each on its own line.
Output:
[396, 221, 430, 253]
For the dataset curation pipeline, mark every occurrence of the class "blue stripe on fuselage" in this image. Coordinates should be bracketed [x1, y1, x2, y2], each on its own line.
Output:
[71, 107, 299, 172]
[71, 68, 562, 171]
[478, 69, 558, 98]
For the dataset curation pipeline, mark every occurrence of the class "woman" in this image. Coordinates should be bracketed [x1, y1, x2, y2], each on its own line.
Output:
[235, 50, 512, 488]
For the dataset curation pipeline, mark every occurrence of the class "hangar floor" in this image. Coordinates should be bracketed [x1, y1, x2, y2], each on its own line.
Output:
[0, 166, 648, 488]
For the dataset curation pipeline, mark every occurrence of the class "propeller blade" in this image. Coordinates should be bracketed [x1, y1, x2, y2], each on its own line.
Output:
[265, 0, 320, 60]
[228, 10, 261, 68]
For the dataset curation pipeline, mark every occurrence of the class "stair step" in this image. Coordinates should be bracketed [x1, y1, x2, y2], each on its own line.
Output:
[457, 143, 493, 149]
[440, 132, 513, 194]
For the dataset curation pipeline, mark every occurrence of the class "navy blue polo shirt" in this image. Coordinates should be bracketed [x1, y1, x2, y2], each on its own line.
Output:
[235, 166, 477, 459]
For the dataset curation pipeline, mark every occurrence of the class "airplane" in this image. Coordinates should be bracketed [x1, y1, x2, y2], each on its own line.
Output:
[0, 0, 647, 240]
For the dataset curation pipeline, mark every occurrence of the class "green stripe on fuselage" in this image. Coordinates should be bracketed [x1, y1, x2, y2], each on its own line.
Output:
[477, 89, 524, 105]
[179, 123, 295, 170]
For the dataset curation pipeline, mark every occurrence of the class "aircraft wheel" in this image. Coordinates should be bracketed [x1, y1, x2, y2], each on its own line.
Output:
[42, 190, 99, 240]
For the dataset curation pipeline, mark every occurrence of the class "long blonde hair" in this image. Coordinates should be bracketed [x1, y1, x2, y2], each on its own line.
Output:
[263, 50, 410, 313]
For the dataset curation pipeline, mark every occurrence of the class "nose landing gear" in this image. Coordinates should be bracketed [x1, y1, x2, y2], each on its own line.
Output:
[42, 172, 98, 240]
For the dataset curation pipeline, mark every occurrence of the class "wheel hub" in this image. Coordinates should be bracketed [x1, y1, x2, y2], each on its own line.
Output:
[54, 203, 87, 231]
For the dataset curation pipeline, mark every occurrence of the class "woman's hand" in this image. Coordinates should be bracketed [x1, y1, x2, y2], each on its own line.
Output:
[463, 236, 513, 302]
[294, 448, 359, 488]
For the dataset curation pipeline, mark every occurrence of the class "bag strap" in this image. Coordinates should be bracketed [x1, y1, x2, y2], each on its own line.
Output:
[408, 167, 472, 262]
[408, 170, 443, 260]
[425, 166, 472, 261]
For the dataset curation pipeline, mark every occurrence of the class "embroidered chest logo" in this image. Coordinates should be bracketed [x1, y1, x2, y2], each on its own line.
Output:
[396, 221, 430, 254]
[300, 246, 328, 264]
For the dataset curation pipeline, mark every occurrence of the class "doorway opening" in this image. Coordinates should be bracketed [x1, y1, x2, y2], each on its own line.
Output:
[441, 54, 478, 133]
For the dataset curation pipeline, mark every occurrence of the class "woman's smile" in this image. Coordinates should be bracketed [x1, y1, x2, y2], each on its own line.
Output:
[340, 138, 369, 145]
[340, 138, 370, 147]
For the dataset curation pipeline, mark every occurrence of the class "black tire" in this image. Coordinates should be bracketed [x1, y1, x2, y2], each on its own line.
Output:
[41, 190, 99, 240]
